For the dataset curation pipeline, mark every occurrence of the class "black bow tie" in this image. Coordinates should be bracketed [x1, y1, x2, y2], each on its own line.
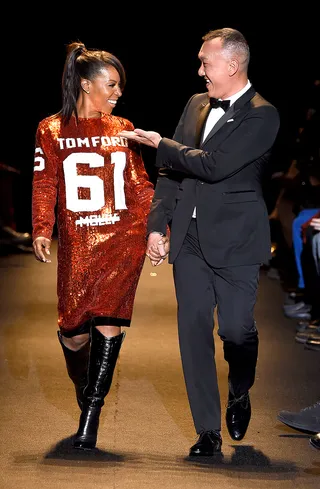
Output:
[209, 98, 230, 111]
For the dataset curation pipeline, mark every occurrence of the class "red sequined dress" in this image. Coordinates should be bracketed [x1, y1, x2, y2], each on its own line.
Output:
[32, 113, 154, 336]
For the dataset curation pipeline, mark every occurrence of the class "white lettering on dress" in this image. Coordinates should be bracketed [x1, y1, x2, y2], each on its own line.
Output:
[57, 136, 128, 150]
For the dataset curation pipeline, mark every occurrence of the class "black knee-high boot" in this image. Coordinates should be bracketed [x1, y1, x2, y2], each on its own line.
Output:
[57, 331, 90, 410]
[73, 328, 126, 450]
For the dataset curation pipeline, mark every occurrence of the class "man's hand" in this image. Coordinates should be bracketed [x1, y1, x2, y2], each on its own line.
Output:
[146, 232, 170, 266]
[118, 129, 162, 148]
[33, 237, 52, 263]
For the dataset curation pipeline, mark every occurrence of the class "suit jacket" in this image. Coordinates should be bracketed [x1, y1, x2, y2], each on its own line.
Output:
[147, 86, 280, 267]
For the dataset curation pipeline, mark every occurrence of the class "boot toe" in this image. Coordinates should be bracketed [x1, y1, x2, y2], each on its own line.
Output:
[310, 433, 320, 450]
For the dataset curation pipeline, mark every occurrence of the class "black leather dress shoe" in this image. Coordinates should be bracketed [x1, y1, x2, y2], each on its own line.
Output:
[278, 401, 320, 433]
[226, 392, 251, 441]
[310, 433, 320, 450]
[0, 225, 32, 247]
[296, 318, 320, 333]
[305, 332, 320, 351]
[283, 301, 311, 314]
[189, 431, 222, 456]
[284, 304, 312, 320]
[295, 326, 320, 344]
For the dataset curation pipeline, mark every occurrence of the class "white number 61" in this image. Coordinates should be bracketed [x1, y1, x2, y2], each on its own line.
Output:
[62, 151, 127, 212]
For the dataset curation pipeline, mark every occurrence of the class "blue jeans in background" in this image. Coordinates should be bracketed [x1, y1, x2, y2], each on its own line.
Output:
[292, 208, 319, 289]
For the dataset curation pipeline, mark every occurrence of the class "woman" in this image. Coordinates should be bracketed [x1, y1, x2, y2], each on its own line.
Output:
[32, 42, 154, 450]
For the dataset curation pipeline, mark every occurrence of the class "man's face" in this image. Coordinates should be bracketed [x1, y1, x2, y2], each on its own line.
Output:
[198, 38, 231, 99]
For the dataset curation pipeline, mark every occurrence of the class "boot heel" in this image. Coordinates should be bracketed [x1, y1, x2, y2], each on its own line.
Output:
[74, 405, 101, 450]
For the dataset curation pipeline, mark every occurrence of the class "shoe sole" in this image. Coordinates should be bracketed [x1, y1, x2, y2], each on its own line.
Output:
[277, 416, 320, 433]
[229, 432, 247, 441]
[188, 451, 223, 459]
[296, 326, 319, 333]
[285, 314, 312, 320]
[74, 444, 97, 451]
[295, 337, 309, 344]
[305, 344, 320, 351]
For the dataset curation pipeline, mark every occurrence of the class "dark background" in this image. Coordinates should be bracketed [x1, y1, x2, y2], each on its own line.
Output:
[1, 10, 319, 232]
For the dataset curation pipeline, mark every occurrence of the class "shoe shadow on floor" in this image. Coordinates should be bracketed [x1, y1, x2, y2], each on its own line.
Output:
[42, 435, 128, 465]
[278, 434, 311, 438]
[276, 422, 315, 437]
[185, 445, 298, 474]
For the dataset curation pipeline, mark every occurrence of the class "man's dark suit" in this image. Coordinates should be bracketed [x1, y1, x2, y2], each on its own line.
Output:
[147, 85, 280, 434]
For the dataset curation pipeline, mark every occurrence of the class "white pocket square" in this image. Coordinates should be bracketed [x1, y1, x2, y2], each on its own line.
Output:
[227, 119, 234, 122]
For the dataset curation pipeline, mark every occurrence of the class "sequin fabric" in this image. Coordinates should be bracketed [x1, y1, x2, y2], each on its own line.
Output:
[32, 114, 154, 335]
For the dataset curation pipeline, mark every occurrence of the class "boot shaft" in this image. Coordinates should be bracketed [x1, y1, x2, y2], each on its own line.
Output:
[73, 329, 126, 450]
[57, 331, 90, 409]
[57, 331, 90, 384]
[85, 329, 125, 405]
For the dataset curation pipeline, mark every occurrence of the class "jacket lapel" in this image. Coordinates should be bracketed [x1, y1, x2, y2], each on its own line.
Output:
[199, 86, 256, 147]
[195, 102, 211, 148]
[201, 104, 237, 146]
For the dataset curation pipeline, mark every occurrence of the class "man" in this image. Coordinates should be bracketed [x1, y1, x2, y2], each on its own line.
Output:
[119, 27, 280, 456]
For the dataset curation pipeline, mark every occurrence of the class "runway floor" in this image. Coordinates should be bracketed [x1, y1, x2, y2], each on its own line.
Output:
[1, 240, 320, 489]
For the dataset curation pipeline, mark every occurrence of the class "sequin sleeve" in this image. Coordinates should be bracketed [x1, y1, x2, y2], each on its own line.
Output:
[127, 140, 154, 218]
[119, 118, 154, 220]
[32, 121, 58, 241]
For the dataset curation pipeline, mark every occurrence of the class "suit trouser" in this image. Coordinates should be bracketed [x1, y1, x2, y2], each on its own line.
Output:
[172, 219, 260, 433]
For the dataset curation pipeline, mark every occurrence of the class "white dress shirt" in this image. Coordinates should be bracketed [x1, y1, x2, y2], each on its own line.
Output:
[192, 80, 252, 218]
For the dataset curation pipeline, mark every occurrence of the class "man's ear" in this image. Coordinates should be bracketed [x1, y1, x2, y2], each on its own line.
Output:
[228, 59, 239, 76]
[81, 79, 90, 94]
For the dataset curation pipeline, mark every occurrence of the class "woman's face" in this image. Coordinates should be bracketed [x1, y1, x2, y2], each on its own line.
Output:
[84, 66, 123, 114]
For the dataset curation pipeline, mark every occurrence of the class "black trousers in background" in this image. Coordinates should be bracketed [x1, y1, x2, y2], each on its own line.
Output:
[173, 219, 260, 434]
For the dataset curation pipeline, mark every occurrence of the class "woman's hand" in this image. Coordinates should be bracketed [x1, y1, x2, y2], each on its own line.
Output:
[33, 237, 52, 263]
